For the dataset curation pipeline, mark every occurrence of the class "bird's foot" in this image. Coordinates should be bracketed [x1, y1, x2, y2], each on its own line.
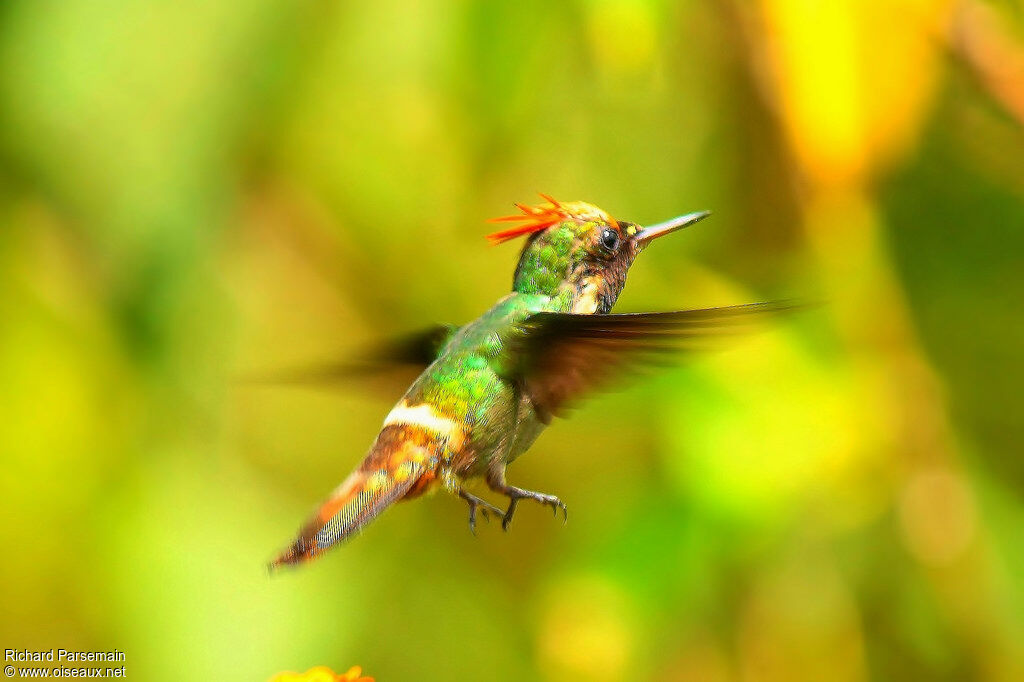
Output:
[499, 487, 568, 531]
[458, 489, 504, 535]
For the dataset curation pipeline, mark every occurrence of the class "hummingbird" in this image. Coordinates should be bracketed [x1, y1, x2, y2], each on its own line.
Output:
[270, 195, 795, 569]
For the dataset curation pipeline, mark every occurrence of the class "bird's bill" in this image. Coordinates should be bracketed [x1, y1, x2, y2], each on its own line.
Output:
[635, 210, 710, 246]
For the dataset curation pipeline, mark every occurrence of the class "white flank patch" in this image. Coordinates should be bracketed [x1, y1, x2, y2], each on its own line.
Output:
[383, 400, 462, 444]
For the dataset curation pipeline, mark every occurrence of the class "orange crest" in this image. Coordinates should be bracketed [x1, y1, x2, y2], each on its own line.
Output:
[486, 194, 618, 244]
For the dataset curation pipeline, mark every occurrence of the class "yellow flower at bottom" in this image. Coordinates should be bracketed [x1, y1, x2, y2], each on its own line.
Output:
[269, 665, 374, 682]
[339, 667, 373, 682]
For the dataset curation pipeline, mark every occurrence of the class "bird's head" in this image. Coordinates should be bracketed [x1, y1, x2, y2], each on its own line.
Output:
[488, 194, 709, 314]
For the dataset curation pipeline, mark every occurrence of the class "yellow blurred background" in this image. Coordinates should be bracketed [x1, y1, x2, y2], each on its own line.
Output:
[1, 0, 1022, 680]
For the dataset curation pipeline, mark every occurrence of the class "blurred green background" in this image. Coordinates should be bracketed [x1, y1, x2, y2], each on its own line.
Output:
[1, 0, 1023, 680]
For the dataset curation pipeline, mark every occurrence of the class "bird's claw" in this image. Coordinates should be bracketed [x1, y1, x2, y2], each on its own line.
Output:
[459, 490, 503, 535]
[501, 499, 517, 532]
[500, 488, 568, 531]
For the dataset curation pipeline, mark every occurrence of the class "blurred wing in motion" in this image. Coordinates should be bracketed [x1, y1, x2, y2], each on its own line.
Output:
[509, 300, 808, 421]
[241, 324, 458, 389]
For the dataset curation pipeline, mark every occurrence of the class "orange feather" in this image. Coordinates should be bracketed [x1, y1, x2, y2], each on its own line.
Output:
[486, 194, 618, 245]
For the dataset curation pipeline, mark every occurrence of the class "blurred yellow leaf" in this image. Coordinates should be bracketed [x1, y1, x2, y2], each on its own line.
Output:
[759, 0, 953, 186]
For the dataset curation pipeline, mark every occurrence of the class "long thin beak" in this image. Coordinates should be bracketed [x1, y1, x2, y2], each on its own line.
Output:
[635, 210, 710, 245]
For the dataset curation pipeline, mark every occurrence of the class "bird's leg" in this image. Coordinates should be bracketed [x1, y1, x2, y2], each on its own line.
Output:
[485, 465, 568, 531]
[485, 380, 568, 531]
[457, 489, 503, 535]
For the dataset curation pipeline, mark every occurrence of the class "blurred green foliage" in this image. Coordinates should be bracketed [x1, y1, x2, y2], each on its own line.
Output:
[1, 0, 1022, 680]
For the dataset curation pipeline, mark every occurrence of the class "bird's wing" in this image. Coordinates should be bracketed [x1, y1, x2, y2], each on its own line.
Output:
[506, 301, 805, 421]
[240, 324, 458, 389]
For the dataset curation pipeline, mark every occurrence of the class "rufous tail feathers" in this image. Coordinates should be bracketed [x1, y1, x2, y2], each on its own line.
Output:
[269, 425, 441, 569]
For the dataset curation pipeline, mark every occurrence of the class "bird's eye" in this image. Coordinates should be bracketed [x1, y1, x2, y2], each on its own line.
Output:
[600, 228, 619, 251]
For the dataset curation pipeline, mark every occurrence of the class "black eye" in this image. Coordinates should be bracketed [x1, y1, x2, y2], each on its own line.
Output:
[600, 228, 619, 251]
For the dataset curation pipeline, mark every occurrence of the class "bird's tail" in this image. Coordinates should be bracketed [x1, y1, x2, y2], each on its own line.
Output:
[269, 424, 443, 569]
